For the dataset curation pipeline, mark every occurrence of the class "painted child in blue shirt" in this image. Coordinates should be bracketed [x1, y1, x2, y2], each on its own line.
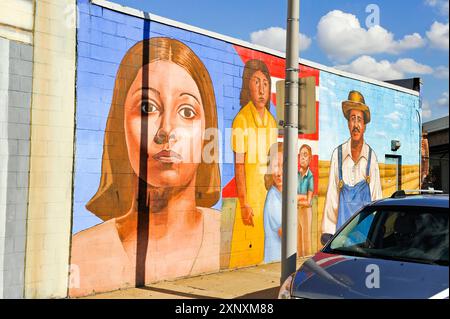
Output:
[263, 142, 283, 263]
[297, 144, 314, 256]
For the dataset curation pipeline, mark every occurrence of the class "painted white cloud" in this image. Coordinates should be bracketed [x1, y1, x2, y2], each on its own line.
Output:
[317, 10, 426, 62]
[437, 91, 449, 107]
[250, 27, 311, 53]
[384, 111, 402, 122]
[426, 21, 449, 50]
[375, 131, 388, 139]
[384, 111, 403, 129]
[425, 0, 449, 16]
[335, 55, 433, 81]
[422, 100, 433, 119]
[435, 66, 449, 79]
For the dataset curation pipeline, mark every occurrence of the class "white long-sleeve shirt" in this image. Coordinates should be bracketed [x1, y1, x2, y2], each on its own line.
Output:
[322, 139, 383, 234]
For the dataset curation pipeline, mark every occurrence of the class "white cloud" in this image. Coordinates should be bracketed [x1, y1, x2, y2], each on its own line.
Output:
[437, 92, 449, 107]
[394, 58, 435, 74]
[435, 66, 449, 79]
[425, 0, 449, 16]
[250, 27, 311, 53]
[317, 10, 426, 62]
[422, 92, 449, 120]
[426, 21, 449, 50]
[335, 55, 433, 81]
[422, 100, 433, 119]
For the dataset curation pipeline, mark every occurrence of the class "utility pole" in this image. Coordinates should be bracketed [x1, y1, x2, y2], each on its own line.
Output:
[281, 0, 299, 283]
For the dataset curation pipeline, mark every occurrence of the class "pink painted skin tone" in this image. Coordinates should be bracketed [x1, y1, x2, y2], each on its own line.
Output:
[270, 150, 284, 238]
[236, 70, 271, 227]
[348, 109, 366, 162]
[250, 70, 270, 120]
[117, 60, 207, 271]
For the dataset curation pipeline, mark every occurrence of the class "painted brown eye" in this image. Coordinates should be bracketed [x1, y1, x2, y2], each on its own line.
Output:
[178, 106, 197, 119]
[141, 101, 159, 114]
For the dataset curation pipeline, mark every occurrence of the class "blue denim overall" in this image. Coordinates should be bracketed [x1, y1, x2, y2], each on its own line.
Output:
[336, 144, 372, 230]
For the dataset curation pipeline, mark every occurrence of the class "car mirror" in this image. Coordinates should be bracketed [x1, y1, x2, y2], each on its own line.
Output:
[320, 233, 333, 246]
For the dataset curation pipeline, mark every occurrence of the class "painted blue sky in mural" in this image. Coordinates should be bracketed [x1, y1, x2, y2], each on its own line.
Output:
[319, 71, 421, 164]
[114, 0, 449, 122]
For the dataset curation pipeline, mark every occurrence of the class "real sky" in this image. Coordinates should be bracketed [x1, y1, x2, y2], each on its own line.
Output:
[113, 0, 449, 122]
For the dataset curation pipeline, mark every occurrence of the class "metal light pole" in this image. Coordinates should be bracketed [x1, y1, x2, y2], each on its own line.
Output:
[281, 0, 299, 283]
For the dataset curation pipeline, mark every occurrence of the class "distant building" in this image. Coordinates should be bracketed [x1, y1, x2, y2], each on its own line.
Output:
[422, 116, 449, 193]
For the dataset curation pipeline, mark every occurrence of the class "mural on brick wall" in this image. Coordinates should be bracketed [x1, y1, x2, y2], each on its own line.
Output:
[321, 90, 383, 235]
[318, 72, 421, 245]
[297, 143, 315, 256]
[71, 36, 223, 296]
[70, 1, 420, 297]
[219, 46, 320, 270]
[71, 3, 321, 298]
[228, 59, 278, 268]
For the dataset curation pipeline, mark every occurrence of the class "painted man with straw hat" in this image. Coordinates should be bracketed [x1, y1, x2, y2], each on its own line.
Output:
[322, 90, 382, 235]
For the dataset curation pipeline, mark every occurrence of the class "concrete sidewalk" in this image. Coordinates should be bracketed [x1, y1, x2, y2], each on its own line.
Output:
[82, 259, 308, 299]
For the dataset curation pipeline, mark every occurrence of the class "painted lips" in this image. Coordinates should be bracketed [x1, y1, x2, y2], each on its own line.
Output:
[153, 150, 183, 164]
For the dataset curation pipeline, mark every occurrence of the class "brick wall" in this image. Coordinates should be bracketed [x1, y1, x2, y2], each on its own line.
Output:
[71, 0, 420, 297]
[0, 0, 34, 300]
[24, 0, 76, 299]
[0, 0, 422, 299]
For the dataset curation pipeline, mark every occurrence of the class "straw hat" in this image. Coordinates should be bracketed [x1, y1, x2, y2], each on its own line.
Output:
[342, 90, 371, 124]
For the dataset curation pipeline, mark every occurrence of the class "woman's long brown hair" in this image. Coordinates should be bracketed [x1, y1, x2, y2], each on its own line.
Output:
[85, 37, 221, 221]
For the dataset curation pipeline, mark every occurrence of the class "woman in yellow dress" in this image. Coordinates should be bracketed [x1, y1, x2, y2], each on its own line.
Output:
[229, 59, 278, 268]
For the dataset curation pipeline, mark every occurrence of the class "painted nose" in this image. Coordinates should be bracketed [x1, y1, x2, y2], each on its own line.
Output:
[259, 85, 265, 96]
[153, 112, 176, 145]
[153, 129, 168, 145]
[153, 128, 177, 145]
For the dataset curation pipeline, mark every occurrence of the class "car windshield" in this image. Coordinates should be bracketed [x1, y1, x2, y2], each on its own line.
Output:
[324, 206, 449, 266]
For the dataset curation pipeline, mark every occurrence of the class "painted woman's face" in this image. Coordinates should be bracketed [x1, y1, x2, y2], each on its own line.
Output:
[249, 70, 270, 110]
[271, 151, 283, 191]
[124, 60, 206, 188]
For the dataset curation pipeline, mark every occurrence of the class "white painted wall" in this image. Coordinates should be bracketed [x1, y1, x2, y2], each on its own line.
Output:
[0, 0, 34, 44]
[25, 0, 76, 299]
[0, 36, 10, 299]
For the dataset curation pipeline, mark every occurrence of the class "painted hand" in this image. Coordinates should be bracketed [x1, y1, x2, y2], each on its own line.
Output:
[240, 204, 254, 227]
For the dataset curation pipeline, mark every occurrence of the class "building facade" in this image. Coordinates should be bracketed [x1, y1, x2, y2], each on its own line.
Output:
[0, 0, 421, 298]
[422, 116, 449, 193]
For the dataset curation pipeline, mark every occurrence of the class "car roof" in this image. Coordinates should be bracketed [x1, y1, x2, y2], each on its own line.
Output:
[371, 194, 449, 209]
